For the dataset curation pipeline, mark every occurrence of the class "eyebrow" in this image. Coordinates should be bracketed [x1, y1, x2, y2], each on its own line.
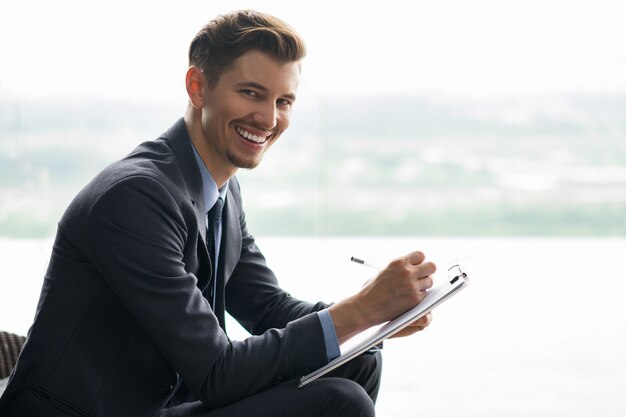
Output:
[236, 81, 297, 101]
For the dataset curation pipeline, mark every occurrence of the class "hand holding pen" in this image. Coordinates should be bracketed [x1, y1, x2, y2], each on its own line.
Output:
[328, 251, 436, 345]
[350, 255, 434, 338]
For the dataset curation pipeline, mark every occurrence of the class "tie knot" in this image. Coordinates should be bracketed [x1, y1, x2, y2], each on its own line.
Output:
[208, 197, 223, 222]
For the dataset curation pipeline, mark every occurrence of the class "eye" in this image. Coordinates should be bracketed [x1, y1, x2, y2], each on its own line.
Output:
[241, 89, 258, 97]
[277, 98, 292, 107]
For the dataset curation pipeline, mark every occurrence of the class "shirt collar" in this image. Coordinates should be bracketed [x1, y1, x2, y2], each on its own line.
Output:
[190, 142, 228, 212]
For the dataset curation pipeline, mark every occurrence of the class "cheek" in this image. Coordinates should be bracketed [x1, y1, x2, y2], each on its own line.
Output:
[278, 112, 291, 131]
[202, 108, 226, 136]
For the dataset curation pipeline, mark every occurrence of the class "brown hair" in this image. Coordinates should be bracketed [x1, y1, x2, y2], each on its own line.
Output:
[189, 10, 307, 86]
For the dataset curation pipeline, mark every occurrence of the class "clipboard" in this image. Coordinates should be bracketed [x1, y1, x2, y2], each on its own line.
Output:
[298, 265, 470, 388]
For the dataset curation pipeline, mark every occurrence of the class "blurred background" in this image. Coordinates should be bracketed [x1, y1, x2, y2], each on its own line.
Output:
[1, 0, 625, 416]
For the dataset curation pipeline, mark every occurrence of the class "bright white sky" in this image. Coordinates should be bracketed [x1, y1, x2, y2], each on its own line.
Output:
[1, 0, 625, 102]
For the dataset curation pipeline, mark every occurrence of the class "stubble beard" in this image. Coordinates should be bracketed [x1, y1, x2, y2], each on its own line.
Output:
[226, 149, 264, 170]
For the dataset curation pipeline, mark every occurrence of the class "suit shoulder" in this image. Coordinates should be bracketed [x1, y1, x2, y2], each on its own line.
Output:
[58, 138, 190, 242]
[86, 138, 184, 199]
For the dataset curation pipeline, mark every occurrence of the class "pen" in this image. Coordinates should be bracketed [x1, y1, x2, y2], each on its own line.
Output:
[350, 257, 382, 271]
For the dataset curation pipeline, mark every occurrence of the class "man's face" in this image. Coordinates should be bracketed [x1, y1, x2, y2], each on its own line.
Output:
[199, 50, 300, 172]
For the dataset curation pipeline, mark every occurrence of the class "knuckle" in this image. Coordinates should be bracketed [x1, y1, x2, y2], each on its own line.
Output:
[423, 277, 434, 289]
[415, 277, 433, 291]
[402, 267, 414, 280]
[389, 257, 405, 269]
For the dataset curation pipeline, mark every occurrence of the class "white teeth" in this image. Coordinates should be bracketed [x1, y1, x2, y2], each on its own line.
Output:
[237, 127, 267, 144]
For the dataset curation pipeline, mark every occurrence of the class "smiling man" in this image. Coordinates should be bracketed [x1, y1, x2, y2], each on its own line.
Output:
[186, 49, 296, 182]
[0, 10, 435, 417]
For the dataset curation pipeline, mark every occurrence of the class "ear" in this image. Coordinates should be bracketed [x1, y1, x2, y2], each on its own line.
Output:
[185, 66, 205, 109]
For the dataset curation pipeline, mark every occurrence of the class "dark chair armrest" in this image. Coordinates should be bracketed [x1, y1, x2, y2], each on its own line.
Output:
[0, 331, 26, 379]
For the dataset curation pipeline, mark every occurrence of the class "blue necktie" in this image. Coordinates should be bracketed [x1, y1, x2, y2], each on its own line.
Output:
[206, 197, 223, 308]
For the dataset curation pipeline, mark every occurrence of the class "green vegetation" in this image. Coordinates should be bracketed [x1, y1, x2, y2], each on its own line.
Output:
[1, 94, 625, 238]
[0, 211, 58, 238]
[241, 203, 626, 237]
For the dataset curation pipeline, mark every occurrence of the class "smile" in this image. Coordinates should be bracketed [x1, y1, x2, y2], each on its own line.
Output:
[236, 126, 270, 144]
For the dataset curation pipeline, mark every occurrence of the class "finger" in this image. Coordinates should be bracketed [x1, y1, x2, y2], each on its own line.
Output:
[421, 312, 433, 327]
[390, 326, 423, 338]
[405, 251, 425, 266]
[415, 275, 434, 292]
[415, 261, 437, 278]
[409, 312, 432, 328]
[389, 315, 432, 339]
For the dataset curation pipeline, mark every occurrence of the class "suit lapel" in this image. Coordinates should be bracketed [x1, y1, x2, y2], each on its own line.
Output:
[195, 199, 211, 295]
[164, 118, 207, 244]
[164, 118, 211, 295]
[221, 186, 242, 286]
[163, 120, 201, 190]
[213, 189, 241, 330]
[164, 119, 242, 330]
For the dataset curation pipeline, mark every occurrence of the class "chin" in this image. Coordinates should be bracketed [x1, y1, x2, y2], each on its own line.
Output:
[227, 151, 263, 170]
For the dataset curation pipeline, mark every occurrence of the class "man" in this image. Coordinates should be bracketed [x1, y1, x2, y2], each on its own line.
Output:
[0, 10, 435, 417]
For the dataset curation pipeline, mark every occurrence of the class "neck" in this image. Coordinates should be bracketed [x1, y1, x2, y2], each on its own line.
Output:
[184, 104, 236, 188]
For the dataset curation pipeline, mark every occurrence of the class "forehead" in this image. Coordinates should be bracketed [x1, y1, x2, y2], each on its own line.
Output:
[217, 50, 301, 95]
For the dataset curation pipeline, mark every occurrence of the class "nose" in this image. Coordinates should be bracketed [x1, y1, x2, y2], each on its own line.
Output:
[252, 101, 278, 131]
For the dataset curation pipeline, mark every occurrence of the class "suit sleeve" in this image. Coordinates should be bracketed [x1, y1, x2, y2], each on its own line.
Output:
[83, 175, 328, 408]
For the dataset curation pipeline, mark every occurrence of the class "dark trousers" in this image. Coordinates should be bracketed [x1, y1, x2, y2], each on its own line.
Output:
[160, 351, 382, 417]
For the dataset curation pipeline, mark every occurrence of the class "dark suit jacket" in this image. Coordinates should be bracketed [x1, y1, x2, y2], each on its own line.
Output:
[0, 119, 329, 417]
